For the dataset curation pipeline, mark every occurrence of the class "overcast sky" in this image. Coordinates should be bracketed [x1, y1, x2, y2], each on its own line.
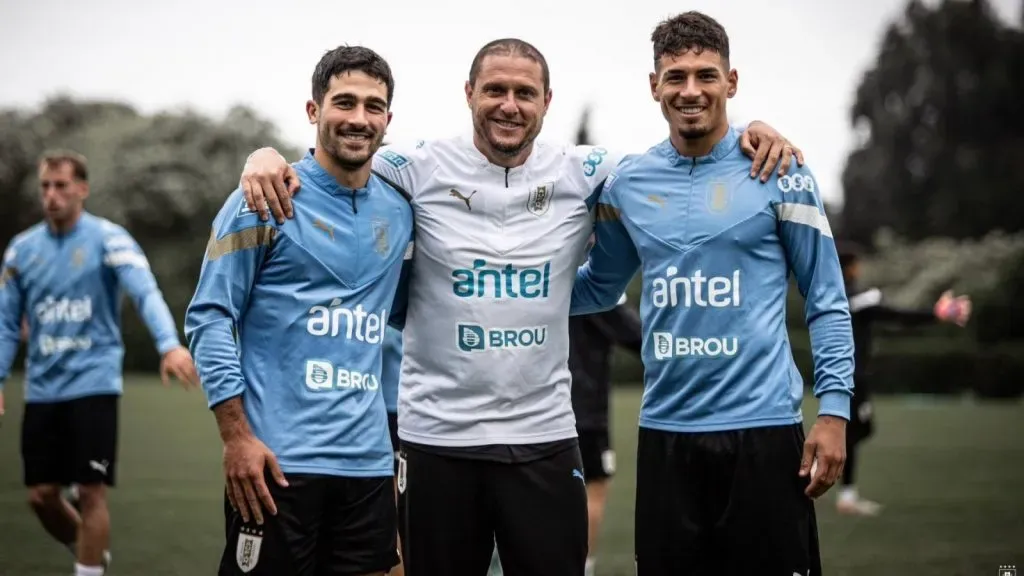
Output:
[1, 0, 1020, 206]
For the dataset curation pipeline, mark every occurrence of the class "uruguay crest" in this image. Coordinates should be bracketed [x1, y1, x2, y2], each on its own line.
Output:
[706, 181, 731, 213]
[235, 525, 263, 573]
[371, 218, 390, 256]
[526, 182, 555, 216]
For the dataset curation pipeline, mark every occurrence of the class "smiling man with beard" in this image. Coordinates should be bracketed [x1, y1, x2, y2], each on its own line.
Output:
[570, 12, 854, 575]
[185, 45, 414, 576]
[235, 38, 802, 576]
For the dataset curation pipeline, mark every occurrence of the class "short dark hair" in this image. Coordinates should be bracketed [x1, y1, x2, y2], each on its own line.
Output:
[312, 45, 395, 106]
[651, 11, 730, 68]
[468, 38, 550, 92]
[38, 149, 88, 181]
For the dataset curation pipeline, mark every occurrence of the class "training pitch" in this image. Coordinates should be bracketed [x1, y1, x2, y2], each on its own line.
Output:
[0, 375, 1021, 575]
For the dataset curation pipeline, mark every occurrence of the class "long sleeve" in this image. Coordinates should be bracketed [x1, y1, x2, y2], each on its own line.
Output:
[570, 200, 642, 316]
[774, 167, 855, 420]
[388, 237, 415, 330]
[185, 191, 276, 409]
[0, 243, 25, 388]
[102, 228, 181, 355]
[849, 288, 937, 327]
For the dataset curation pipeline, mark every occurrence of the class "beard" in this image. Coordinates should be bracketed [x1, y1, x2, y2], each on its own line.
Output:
[318, 122, 383, 169]
[474, 115, 539, 158]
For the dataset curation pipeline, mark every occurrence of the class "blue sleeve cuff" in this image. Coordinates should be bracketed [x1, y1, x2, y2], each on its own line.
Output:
[157, 337, 182, 356]
[816, 390, 851, 421]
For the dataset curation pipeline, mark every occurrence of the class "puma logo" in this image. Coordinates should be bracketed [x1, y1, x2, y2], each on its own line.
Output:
[313, 218, 334, 240]
[449, 189, 477, 210]
[89, 460, 109, 475]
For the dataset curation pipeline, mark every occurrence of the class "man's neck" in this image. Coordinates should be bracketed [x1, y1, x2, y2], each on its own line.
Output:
[472, 131, 532, 169]
[314, 147, 371, 189]
[670, 120, 730, 159]
[47, 210, 82, 235]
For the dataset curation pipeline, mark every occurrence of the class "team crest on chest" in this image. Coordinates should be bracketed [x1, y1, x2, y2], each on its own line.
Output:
[706, 181, 731, 213]
[371, 218, 390, 256]
[526, 181, 555, 216]
[71, 247, 86, 268]
[235, 525, 263, 573]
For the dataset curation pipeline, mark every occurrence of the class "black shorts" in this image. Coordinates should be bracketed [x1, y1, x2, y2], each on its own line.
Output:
[849, 376, 875, 444]
[634, 424, 822, 576]
[397, 442, 588, 576]
[220, 473, 399, 576]
[577, 428, 615, 481]
[21, 393, 119, 487]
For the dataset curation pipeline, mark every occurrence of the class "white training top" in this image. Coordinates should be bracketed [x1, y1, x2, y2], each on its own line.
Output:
[371, 134, 623, 447]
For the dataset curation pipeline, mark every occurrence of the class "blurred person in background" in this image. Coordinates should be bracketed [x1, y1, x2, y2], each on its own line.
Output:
[570, 11, 852, 574]
[185, 45, 413, 576]
[0, 149, 198, 576]
[237, 36, 801, 576]
[836, 241, 972, 516]
[382, 325, 405, 576]
[570, 237, 643, 576]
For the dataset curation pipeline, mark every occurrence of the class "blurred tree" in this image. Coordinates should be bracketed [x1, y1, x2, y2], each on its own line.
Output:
[841, 0, 1024, 245]
[0, 96, 302, 371]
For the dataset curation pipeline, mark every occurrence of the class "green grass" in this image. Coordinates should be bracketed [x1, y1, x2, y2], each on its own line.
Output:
[0, 376, 1022, 576]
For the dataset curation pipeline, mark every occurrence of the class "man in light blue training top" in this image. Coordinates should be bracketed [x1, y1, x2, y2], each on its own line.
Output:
[185, 45, 414, 576]
[0, 149, 198, 576]
[570, 11, 854, 575]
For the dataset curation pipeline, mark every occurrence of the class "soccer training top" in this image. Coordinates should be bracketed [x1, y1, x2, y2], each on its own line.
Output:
[370, 135, 620, 447]
[381, 325, 402, 415]
[571, 127, 855, 433]
[0, 213, 182, 402]
[185, 151, 414, 478]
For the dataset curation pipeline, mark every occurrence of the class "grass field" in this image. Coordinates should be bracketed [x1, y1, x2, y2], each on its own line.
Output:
[0, 375, 1021, 576]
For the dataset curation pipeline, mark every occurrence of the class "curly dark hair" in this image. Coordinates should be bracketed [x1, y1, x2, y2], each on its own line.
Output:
[651, 11, 730, 68]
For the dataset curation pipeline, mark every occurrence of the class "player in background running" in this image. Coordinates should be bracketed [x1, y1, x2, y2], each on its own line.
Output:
[234, 38, 801, 576]
[185, 45, 413, 576]
[0, 150, 198, 576]
[570, 12, 854, 575]
[836, 241, 971, 516]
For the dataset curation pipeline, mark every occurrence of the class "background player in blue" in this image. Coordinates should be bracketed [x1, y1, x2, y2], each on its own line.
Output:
[0, 150, 198, 576]
[571, 12, 855, 575]
[185, 46, 413, 576]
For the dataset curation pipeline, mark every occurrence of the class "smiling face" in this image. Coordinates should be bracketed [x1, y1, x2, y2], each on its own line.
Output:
[650, 47, 736, 142]
[465, 51, 551, 167]
[308, 70, 392, 170]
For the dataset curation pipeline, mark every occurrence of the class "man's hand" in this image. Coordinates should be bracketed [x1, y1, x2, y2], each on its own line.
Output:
[159, 346, 199, 390]
[740, 121, 805, 183]
[799, 414, 846, 498]
[934, 290, 972, 327]
[224, 434, 288, 525]
[0, 390, 5, 419]
[241, 148, 301, 224]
